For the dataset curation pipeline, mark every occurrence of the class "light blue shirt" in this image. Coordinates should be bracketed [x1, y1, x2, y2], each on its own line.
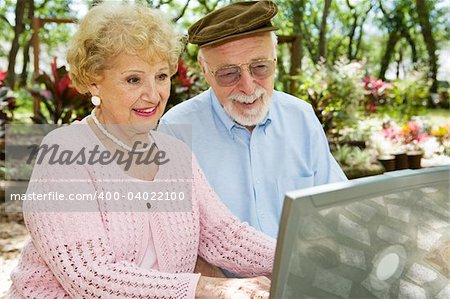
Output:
[158, 89, 347, 238]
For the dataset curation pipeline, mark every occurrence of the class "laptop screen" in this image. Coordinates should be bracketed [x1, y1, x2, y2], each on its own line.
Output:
[270, 166, 450, 299]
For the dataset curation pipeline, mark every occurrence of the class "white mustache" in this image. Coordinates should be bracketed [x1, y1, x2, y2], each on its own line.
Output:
[228, 87, 266, 104]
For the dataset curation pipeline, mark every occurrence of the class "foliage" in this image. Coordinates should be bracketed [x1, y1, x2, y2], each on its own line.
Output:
[0, 0, 15, 58]
[382, 69, 431, 121]
[380, 119, 429, 152]
[1, 0, 80, 88]
[30, 58, 90, 124]
[332, 144, 383, 179]
[436, 80, 450, 109]
[166, 59, 208, 112]
[334, 144, 373, 168]
[366, 117, 450, 158]
[1, 69, 16, 180]
[430, 123, 450, 142]
[294, 58, 365, 137]
[400, 120, 430, 145]
[362, 76, 393, 113]
[426, 124, 450, 157]
[337, 118, 381, 147]
[0, 70, 17, 124]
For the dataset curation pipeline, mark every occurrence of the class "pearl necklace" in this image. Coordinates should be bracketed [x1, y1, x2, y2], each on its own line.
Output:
[90, 108, 153, 153]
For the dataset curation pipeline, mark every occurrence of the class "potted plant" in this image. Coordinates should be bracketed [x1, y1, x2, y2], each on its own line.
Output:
[333, 145, 384, 179]
[401, 120, 430, 169]
[369, 119, 431, 170]
[368, 121, 406, 170]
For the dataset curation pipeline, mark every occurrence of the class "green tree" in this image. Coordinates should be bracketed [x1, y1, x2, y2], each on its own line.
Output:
[3, 0, 79, 89]
[377, 0, 420, 80]
[415, 0, 439, 93]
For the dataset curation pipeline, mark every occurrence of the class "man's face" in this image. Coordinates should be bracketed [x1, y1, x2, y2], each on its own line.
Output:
[200, 33, 276, 128]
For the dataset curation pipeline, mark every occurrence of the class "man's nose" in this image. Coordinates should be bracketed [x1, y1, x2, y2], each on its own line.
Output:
[236, 68, 256, 95]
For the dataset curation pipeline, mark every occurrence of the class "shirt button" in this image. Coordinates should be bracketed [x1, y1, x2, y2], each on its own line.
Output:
[256, 179, 260, 184]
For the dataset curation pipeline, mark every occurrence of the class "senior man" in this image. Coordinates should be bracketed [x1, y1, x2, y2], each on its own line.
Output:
[159, 1, 347, 239]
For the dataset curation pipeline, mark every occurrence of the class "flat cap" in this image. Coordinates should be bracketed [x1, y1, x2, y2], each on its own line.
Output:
[188, 1, 278, 48]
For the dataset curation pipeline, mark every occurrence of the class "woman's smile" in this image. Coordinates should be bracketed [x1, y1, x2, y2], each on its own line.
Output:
[132, 105, 158, 117]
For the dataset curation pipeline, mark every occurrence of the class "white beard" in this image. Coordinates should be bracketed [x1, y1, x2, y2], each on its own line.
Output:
[224, 87, 271, 127]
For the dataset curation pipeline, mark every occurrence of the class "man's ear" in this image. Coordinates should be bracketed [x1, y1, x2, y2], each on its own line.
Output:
[198, 58, 214, 86]
[198, 58, 206, 75]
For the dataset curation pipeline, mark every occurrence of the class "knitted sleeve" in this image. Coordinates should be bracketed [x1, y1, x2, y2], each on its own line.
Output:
[21, 132, 200, 299]
[193, 156, 276, 277]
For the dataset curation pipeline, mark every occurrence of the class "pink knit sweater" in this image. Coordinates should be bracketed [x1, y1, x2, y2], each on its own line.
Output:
[8, 123, 275, 298]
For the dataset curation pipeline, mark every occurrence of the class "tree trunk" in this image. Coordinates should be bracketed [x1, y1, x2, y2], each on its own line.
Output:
[330, 38, 344, 65]
[347, 14, 358, 60]
[277, 51, 289, 92]
[379, 31, 400, 80]
[7, 0, 27, 88]
[396, 46, 403, 79]
[289, 1, 305, 94]
[415, 0, 438, 93]
[317, 0, 332, 62]
[302, 21, 317, 63]
[347, 2, 372, 60]
[20, 37, 33, 86]
[354, 5, 372, 60]
[19, 0, 34, 87]
[401, 29, 418, 66]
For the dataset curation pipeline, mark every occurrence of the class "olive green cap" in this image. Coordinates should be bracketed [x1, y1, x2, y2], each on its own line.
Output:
[188, 1, 278, 48]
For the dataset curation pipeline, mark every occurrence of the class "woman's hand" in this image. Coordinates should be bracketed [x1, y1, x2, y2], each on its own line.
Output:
[195, 276, 271, 299]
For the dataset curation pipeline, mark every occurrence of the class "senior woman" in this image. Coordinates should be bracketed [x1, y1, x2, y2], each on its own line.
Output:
[8, 3, 274, 299]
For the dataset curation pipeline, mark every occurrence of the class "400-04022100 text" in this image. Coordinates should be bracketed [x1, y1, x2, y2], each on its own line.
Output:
[9, 191, 186, 201]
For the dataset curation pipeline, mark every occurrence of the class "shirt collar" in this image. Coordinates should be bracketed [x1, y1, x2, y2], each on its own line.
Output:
[209, 88, 273, 135]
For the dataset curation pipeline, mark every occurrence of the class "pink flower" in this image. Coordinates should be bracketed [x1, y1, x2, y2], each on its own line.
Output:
[401, 121, 429, 143]
[0, 70, 7, 87]
[0, 70, 7, 82]
[363, 76, 393, 113]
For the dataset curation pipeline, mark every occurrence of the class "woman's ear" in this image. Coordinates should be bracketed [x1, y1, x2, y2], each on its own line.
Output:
[87, 83, 100, 96]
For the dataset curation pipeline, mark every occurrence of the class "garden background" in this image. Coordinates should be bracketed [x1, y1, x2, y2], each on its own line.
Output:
[0, 0, 449, 296]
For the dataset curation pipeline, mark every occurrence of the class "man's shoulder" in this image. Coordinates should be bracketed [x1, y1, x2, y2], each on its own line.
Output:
[272, 90, 312, 110]
[272, 90, 315, 118]
[161, 90, 211, 123]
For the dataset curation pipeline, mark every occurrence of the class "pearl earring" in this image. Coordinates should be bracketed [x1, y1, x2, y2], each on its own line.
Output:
[91, 95, 101, 106]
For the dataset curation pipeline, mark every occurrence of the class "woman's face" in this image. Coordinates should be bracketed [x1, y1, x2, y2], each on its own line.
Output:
[89, 53, 171, 128]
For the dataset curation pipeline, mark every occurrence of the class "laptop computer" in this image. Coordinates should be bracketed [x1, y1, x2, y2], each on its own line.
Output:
[270, 166, 450, 299]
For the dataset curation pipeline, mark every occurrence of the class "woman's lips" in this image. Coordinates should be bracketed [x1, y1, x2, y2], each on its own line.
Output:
[132, 106, 157, 117]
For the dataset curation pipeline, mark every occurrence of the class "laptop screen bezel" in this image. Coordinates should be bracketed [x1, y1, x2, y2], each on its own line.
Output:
[270, 166, 450, 298]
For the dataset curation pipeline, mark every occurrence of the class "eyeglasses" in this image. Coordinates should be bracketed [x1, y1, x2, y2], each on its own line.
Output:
[207, 58, 277, 87]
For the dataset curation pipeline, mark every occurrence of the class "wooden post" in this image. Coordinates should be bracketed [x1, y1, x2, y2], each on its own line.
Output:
[32, 18, 40, 78]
